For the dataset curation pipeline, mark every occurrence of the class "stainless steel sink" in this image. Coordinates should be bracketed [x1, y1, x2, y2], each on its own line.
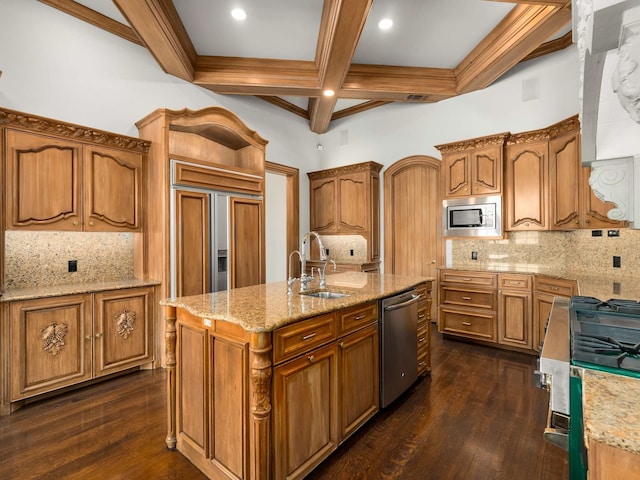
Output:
[300, 290, 350, 299]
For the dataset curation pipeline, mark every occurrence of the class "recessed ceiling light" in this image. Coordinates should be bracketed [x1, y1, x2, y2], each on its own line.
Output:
[231, 8, 247, 21]
[378, 18, 393, 30]
[323, 89, 335, 97]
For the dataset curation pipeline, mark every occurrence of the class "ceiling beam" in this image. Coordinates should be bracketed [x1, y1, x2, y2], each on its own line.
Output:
[520, 30, 573, 63]
[257, 96, 309, 120]
[309, 0, 373, 133]
[194, 57, 320, 96]
[331, 100, 391, 121]
[455, 3, 571, 95]
[38, 0, 143, 45]
[113, 0, 197, 82]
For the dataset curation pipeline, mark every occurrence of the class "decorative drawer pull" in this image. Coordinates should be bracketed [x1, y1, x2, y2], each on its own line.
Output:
[462, 322, 472, 326]
[339, 341, 345, 348]
[419, 337, 426, 343]
[418, 313, 426, 318]
[462, 277, 472, 281]
[462, 296, 472, 300]
[418, 361, 426, 367]
[308, 355, 315, 363]
[354, 314, 366, 321]
[301, 332, 317, 341]
[550, 286, 559, 291]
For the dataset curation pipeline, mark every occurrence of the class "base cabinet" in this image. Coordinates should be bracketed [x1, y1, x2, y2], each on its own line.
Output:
[8, 287, 155, 405]
[533, 276, 577, 351]
[497, 274, 533, 350]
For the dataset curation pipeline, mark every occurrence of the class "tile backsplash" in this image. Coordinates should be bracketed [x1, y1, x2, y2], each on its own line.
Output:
[5, 231, 134, 289]
[449, 229, 640, 275]
[317, 235, 367, 263]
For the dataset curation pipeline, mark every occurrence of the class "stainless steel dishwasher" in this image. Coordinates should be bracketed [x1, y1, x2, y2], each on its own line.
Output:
[380, 288, 420, 408]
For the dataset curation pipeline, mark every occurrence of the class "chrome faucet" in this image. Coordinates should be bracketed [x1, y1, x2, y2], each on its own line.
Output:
[318, 259, 337, 289]
[299, 231, 327, 292]
[287, 250, 302, 295]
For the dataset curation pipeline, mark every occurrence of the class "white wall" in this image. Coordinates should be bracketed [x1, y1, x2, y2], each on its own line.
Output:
[1, 0, 581, 269]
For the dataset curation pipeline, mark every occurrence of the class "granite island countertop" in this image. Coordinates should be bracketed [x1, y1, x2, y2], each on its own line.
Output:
[160, 272, 433, 333]
[439, 264, 640, 300]
[0, 278, 161, 302]
[582, 368, 640, 456]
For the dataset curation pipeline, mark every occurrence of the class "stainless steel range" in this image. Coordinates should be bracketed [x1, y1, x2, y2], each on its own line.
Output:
[537, 295, 640, 479]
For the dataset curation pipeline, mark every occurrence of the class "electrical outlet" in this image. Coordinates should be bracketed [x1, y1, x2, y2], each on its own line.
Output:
[68, 260, 78, 272]
[471, 251, 478, 260]
[592, 230, 603, 237]
[613, 256, 621, 268]
[608, 229, 620, 237]
[349, 249, 354, 256]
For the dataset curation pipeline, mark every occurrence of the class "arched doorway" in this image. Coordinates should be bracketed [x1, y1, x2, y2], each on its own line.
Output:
[384, 155, 442, 320]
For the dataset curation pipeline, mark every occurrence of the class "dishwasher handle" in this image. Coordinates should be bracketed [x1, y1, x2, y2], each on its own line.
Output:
[384, 294, 421, 312]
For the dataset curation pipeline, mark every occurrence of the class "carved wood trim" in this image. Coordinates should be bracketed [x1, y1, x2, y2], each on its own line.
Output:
[164, 306, 177, 449]
[0, 108, 150, 153]
[116, 310, 136, 339]
[41, 322, 68, 356]
[307, 161, 383, 180]
[249, 333, 272, 480]
[506, 114, 580, 144]
[435, 132, 510, 154]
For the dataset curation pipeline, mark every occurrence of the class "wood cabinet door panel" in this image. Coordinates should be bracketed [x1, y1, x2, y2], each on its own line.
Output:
[337, 173, 367, 231]
[498, 290, 532, 349]
[11, 295, 92, 400]
[549, 132, 580, 229]
[229, 196, 264, 288]
[505, 142, 548, 230]
[439, 307, 496, 342]
[442, 152, 470, 197]
[93, 287, 153, 377]
[441, 286, 496, 310]
[176, 321, 208, 453]
[309, 178, 337, 232]
[472, 145, 502, 195]
[273, 342, 338, 480]
[338, 324, 379, 442]
[84, 146, 142, 231]
[5, 130, 82, 230]
[175, 190, 210, 297]
[273, 313, 336, 365]
[533, 292, 554, 353]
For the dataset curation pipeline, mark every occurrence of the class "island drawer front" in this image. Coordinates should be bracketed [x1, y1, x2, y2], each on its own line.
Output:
[439, 307, 496, 342]
[533, 276, 576, 297]
[417, 350, 429, 375]
[417, 305, 429, 328]
[417, 323, 429, 350]
[498, 274, 532, 291]
[273, 313, 336, 364]
[337, 301, 378, 336]
[441, 271, 497, 287]
[441, 286, 496, 310]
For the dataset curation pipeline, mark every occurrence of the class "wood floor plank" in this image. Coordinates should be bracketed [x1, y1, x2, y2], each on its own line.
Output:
[0, 327, 568, 479]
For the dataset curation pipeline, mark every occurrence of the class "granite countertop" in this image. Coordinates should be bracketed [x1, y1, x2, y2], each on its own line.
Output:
[161, 272, 433, 333]
[0, 278, 161, 302]
[582, 368, 640, 455]
[440, 264, 640, 301]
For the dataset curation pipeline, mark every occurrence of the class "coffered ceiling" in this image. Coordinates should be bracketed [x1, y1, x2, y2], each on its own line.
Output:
[39, 0, 573, 133]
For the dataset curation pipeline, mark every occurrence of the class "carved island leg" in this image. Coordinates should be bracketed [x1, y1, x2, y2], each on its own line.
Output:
[249, 332, 272, 480]
[164, 306, 177, 449]
[425, 282, 433, 373]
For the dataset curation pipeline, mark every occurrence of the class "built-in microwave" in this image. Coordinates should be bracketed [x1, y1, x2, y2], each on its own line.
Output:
[442, 195, 502, 238]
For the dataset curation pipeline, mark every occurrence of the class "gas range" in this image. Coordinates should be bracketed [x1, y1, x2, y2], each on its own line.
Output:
[570, 296, 640, 377]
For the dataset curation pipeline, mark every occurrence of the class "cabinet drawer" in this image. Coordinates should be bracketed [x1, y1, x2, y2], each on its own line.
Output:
[273, 313, 336, 364]
[533, 276, 576, 297]
[439, 307, 496, 342]
[441, 286, 496, 310]
[440, 270, 497, 287]
[498, 274, 532, 291]
[417, 324, 429, 352]
[417, 349, 430, 375]
[417, 305, 429, 327]
[336, 301, 378, 336]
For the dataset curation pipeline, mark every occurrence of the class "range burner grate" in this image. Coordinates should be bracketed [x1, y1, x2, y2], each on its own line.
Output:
[570, 296, 640, 372]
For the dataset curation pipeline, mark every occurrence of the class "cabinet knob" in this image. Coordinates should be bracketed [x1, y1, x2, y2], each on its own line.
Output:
[85, 335, 92, 340]
[339, 341, 345, 349]
[73, 221, 79, 226]
[89, 221, 95, 226]
[95, 332, 103, 338]
[308, 355, 315, 363]
[585, 219, 590, 224]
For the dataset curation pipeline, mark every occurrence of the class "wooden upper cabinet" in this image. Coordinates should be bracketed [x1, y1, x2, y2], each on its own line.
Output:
[84, 145, 143, 232]
[436, 133, 508, 198]
[505, 140, 549, 231]
[2, 109, 149, 232]
[308, 162, 382, 262]
[5, 129, 82, 230]
[549, 129, 581, 229]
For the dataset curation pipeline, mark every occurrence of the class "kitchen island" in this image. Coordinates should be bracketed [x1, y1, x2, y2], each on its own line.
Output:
[160, 272, 432, 480]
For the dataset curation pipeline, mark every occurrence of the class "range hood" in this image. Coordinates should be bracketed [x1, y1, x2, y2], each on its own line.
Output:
[575, 0, 640, 227]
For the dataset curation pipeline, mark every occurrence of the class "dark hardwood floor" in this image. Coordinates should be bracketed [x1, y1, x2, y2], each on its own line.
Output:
[1, 327, 568, 480]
